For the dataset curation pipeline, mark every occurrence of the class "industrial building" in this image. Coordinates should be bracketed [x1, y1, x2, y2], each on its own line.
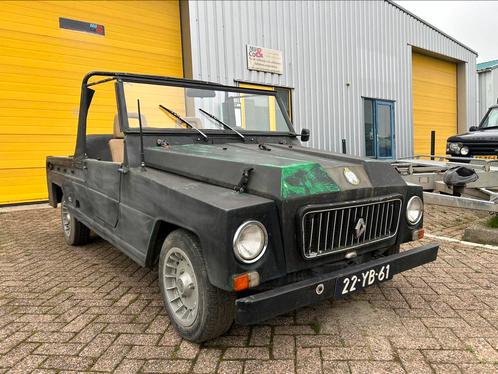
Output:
[0, 0, 477, 205]
[477, 59, 498, 119]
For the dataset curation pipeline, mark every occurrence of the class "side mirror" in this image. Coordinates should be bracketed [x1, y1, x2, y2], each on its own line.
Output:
[300, 128, 310, 142]
[469, 126, 478, 132]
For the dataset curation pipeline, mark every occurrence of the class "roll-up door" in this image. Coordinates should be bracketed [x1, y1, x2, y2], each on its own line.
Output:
[412, 52, 457, 157]
[0, 1, 183, 204]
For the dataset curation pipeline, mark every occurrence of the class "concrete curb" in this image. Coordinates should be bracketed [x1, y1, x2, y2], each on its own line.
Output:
[463, 222, 498, 246]
[0, 203, 51, 213]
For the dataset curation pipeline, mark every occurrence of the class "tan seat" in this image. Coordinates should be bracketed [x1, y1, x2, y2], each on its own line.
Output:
[109, 115, 124, 163]
[109, 113, 148, 164]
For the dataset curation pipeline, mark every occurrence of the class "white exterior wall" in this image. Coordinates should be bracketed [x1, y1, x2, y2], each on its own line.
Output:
[186, 0, 477, 157]
[478, 69, 498, 120]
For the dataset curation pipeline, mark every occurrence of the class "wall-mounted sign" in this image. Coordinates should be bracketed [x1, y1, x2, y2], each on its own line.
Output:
[59, 17, 105, 36]
[247, 45, 283, 74]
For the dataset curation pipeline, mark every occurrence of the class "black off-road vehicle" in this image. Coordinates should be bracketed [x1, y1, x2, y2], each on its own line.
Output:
[47, 72, 438, 342]
[447, 104, 498, 159]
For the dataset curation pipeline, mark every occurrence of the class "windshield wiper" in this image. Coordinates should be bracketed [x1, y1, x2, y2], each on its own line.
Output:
[158, 104, 208, 141]
[199, 108, 245, 141]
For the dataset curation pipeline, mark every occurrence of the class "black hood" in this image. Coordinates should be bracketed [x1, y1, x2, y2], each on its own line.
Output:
[448, 128, 498, 142]
[144, 143, 406, 201]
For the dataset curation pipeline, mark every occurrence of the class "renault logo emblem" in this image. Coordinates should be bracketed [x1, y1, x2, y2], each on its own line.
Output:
[355, 218, 367, 238]
[343, 167, 360, 185]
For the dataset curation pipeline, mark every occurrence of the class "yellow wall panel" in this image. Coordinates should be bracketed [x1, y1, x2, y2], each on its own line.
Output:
[0, 0, 183, 204]
[412, 53, 457, 156]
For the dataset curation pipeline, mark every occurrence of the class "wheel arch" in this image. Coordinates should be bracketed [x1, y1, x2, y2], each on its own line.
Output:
[145, 219, 201, 268]
[49, 182, 63, 207]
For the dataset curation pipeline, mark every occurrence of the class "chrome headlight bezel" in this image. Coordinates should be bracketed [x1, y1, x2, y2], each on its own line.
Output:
[406, 196, 424, 225]
[232, 220, 268, 264]
[460, 146, 469, 156]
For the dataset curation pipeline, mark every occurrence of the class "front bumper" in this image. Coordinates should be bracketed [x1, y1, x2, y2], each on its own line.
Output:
[235, 242, 438, 324]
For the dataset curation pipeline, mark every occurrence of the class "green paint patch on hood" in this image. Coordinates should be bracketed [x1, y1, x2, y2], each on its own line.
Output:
[156, 144, 341, 199]
[280, 162, 340, 199]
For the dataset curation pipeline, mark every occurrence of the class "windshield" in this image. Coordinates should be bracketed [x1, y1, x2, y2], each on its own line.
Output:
[481, 107, 498, 129]
[122, 82, 291, 133]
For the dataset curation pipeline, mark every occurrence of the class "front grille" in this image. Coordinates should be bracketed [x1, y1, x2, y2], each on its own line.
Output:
[300, 197, 402, 259]
[467, 144, 498, 155]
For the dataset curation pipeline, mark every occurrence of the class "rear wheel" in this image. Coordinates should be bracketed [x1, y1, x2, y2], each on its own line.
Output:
[158, 229, 235, 342]
[61, 199, 90, 246]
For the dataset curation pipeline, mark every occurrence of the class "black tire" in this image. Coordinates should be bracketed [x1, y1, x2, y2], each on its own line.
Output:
[61, 199, 90, 246]
[158, 229, 235, 342]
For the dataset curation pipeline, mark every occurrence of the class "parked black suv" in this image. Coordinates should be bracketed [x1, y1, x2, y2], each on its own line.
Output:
[447, 105, 498, 159]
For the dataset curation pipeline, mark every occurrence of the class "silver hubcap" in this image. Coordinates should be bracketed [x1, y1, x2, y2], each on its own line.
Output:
[61, 202, 71, 236]
[163, 247, 199, 327]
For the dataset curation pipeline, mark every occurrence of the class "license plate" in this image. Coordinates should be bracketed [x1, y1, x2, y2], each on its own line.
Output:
[475, 155, 497, 159]
[334, 263, 393, 297]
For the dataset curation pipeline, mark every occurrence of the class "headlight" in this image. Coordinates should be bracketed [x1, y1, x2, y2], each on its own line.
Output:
[460, 146, 469, 156]
[448, 142, 461, 153]
[233, 221, 268, 263]
[406, 196, 423, 225]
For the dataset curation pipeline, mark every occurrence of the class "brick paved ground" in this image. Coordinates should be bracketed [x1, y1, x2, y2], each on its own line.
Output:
[0, 205, 496, 373]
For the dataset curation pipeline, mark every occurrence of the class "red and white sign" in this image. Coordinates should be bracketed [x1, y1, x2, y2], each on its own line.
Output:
[247, 45, 283, 74]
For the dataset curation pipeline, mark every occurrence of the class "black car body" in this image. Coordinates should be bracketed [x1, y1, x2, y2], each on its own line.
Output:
[447, 105, 498, 158]
[46, 72, 438, 342]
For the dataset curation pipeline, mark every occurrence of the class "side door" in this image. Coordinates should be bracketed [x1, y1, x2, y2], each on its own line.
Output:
[364, 99, 395, 159]
[77, 80, 121, 228]
[81, 159, 120, 227]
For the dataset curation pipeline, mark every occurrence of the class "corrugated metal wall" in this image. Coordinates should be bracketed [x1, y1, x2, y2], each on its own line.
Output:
[478, 69, 498, 119]
[186, 0, 477, 158]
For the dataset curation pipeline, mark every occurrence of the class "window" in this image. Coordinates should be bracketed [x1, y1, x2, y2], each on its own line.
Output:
[275, 86, 292, 120]
[363, 98, 395, 159]
[481, 107, 498, 128]
[238, 83, 292, 131]
[86, 81, 118, 135]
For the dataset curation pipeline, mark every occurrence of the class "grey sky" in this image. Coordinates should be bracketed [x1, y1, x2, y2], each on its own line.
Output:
[395, 1, 498, 63]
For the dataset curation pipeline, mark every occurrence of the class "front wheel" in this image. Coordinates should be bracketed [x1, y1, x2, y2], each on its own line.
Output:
[158, 229, 235, 342]
[61, 199, 90, 246]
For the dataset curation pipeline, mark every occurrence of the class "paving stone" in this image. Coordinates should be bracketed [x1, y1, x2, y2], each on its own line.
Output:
[321, 346, 371, 361]
[389, 336, 441, 350]
[224, 347, 270, 360]
[296, 347, 321, 373]
[78, 333, 116, 358]
[113, 333, 160, 346]
[34, 342, 85, 355]
[397, 349, 432, 373]
[272, 335, 295, 359]
[41, 356, 94, 371]
[192, 348, 222, 373]
[321, 361, 350, 374]
[348, 361, 405, 374]
[249, 325, 272, 346]
[431, 363, 462, 373]
[217, 360, 243, 374]
[422, 349, 480, 364]
[142, 359, 192, 373]
[244, 360, 295, 374]
[91, 344, 130, 371]
[114, 358, 144, 374]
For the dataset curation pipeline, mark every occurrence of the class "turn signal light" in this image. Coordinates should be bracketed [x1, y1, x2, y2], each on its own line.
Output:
[232, 271, 260, 291]
[412, 228, 425, 241]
